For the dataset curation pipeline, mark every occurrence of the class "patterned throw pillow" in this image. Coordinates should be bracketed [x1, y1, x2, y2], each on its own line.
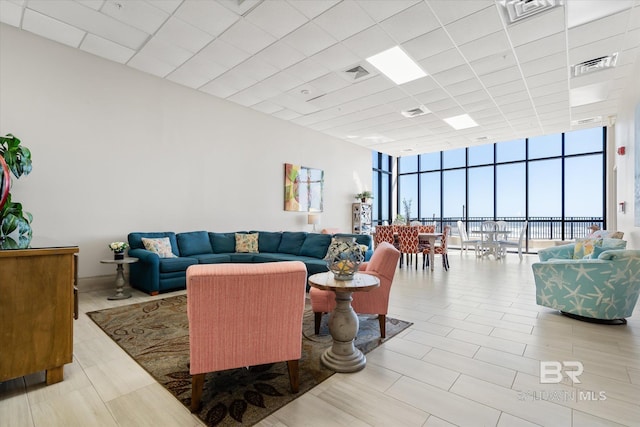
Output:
[141, 237, 177, 258]
[573, 238, 602, 259]
[235, 233, 259, 253]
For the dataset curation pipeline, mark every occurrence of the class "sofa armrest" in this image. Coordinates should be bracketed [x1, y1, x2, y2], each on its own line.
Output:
[127, 248, 160, 293]
[538, 243, 575, 261]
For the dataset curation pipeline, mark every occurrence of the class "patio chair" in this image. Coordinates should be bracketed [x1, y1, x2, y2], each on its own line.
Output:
[499, 221, 527, 260]
[457, 220, 480, 256]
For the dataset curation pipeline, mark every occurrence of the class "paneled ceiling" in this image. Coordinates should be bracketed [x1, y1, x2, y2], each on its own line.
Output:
[1, 0, 639, 156]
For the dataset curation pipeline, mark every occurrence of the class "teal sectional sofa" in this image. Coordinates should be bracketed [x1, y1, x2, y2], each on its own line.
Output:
[127, 230, 373, 295]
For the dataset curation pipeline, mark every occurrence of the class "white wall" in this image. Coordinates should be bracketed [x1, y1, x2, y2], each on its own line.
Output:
[0, 24, 372, 278]
[613, 55, 640, 250]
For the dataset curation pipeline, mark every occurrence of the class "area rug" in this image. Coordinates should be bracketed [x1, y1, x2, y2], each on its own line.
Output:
[86, 295, 411, 426]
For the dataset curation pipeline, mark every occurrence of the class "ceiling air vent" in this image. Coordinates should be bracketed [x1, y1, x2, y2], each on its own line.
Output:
[572, 53, 618, 77]
[571, 116, 602, 126]
[502, 0, 560, 24]
[344, 65, 370, 80]
[401, 105, 430, 118]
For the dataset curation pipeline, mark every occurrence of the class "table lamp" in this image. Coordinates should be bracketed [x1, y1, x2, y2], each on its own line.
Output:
[308, 213, 320, 232]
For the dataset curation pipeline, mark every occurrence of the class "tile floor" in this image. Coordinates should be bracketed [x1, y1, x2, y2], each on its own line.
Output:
[1, 251, 639, 427]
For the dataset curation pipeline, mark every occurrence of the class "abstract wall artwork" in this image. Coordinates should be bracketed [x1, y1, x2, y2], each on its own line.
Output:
[284, 163, 324, 212]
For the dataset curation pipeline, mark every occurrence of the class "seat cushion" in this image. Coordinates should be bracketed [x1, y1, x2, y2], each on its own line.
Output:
[250, 231, 282, 253]
[159, 257, 198, 273]
[192, 253, 232, 264]
[177, 231, 213, 256]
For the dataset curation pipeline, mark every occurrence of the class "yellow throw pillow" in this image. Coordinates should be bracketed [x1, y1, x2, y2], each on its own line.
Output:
[573, 238, 602, 259]
[235, 233, 259, 253]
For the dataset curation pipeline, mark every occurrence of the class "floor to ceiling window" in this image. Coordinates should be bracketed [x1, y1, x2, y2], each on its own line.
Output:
[386, 127, 606, 245]
[371, 151, 392, 225]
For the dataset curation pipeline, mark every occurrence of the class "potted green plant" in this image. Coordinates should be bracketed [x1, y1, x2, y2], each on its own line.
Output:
[0, 133, 33, 246]
[355, 191, 374, 203]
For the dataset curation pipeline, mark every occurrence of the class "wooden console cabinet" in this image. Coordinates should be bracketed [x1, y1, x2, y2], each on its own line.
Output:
[0, 241, 79, 385]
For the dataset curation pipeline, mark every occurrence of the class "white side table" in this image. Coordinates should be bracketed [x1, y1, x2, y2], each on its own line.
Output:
[100, 257, 138, 300]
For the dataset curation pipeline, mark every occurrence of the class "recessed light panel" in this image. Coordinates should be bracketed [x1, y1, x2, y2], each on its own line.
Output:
[443, 114, 478, 130]
[366, 46, 427, 85]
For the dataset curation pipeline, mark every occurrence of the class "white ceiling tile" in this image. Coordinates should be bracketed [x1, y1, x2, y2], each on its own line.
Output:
[207, 71, 257, 94]
[261, 70, 306, 92]
[507, 7, 565, 47]
[402, 28, 454, 62]
[356, 0, 420, 22]
[80, 33, 135, 63]
[526, 68, 567, 89]
[313, 1, 375, 41]
[166, 64, 213, 89]
[379, 2, 440, 44]
[246, 0, 307, 38]
[154, 17, 213, 53]
[281, 21, 336, 56]
[425, 97, 458, 112]
[309, 72, 352, 94]
[254, 41, 306, 70]
[419, 48, 466, 75]
[568, 10, 630, 49]
[243, 81, 282, 100]
[0, 1, 23, 27]
[445, 6, 502, 46]
[198, 39, 250, 69]
[128, 50, 176, 78]
[458, 30, 511, 63]
[432, 64, 475, 86]
[101, 0, 168, 34]
[217, 0, 262, 16]
[470, 50, 517, 76]
[218, 19, 277, 55]
[174, 0, 239, 37]
[287, 0, 339, 20]
[252, 101, 284, 114]
[446, 78, 485, 96]
[75, 1, 103, 11]
[532, 92, 569, 107]
[284, 57, 331, 82]
[227, 90, 261, 107]
[22, 9, 85, 48]
[146, 0, 181, 15]
[479, 67, 522, 88]
[521, 52, 567, 77]
[27, 0, 149, 49]
[270, 92, 320, 115]
[428, 0, 494, 26]
[138, 37, 191, 67]
[231, 56, 279, 82]
[199, 79, 238, 99]
[271, 108, 302, 120]
[623, 29, 640, 51]
[342, 25, 396, 59]
[493, 90, 530, 105]
[513, 32, 566, 64]
[170, 54, 227, 82]
[399, 76, 439, 96]
[311, 43, 359, 71]
[449, 89, 491, 105]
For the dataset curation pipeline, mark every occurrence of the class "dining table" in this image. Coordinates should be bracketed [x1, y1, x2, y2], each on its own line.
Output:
[470, 229, 511, 259]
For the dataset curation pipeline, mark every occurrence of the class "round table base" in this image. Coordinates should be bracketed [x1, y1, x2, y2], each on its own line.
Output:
[108, 264, 132, 300]
[320, 291, 366, 373]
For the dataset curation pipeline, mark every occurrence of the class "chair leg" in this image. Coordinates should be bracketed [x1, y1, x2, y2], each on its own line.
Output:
[378, 314, 386, 338]
[443, 254, 449, 271]
[190, 373, 206, 412]
[286, 360, 299, 393]
[314, 312, 322, 335]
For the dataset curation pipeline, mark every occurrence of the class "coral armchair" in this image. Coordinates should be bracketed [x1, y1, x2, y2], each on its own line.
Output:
[186, 261, 307, 412]
[310, 242, 401, 338]
[532, 244, 640, 324]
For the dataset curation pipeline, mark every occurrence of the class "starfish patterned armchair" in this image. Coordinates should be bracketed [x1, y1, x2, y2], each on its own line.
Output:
[532, 241, 640, 324]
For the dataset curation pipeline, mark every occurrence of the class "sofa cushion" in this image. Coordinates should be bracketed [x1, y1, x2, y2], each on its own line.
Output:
[589, 238, 627, 259]
[177, 231, 212, 257]
[209, 232, 236, 253]
[236, 232, 259, 253]
[229, 253, 256, 262]
[573, 238, 602, 259]
[142, 237, 178, 258]
[299, 233, 332, 259]
[192, 253, 232, 264]
[159, 257, 198, 273]
[277, 232, 307, 255]
[251, 231, 282, 253]
[129, 232, 178, 252]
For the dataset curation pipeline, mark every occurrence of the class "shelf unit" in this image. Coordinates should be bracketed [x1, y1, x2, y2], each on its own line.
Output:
[352, 203, 372, 234]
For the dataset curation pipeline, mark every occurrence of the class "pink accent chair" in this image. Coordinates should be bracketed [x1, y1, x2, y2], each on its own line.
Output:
[309, 242, 401, 338]
[186, 261, 307, 412]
